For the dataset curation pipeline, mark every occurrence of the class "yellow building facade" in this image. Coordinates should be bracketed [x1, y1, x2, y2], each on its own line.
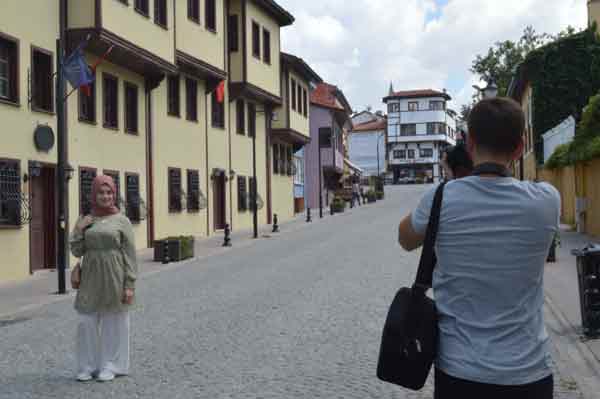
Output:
[589, 0, 600, 28]
[0, 0, 322, 283]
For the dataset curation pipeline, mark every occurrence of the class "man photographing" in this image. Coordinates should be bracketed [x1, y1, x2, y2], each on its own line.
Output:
[398, 98, 560, 398]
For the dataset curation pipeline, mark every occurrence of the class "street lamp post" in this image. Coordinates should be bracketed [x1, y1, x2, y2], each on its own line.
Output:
[472, 78, 498, 101]
[376, 131, 384, 179]
[318, 128, 323, 219]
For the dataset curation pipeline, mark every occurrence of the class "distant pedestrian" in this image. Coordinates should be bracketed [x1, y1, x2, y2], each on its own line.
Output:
[70, 175, 138, 382]
[398, 98, 559, 398]
[352, 181, 361, 206]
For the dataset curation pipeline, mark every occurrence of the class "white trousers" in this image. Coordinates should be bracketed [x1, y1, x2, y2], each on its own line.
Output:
[77, 311, 130, 375]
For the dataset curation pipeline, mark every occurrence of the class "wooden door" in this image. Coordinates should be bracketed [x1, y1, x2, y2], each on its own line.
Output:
[213, 175, 226, 230]
[29, 166, 56, 272]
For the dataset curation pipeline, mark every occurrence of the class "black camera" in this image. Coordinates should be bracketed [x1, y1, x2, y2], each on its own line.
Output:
[442, 141, 473, 179]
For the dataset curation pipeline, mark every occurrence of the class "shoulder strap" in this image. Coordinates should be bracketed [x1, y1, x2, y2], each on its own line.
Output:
[413, 182, 446, 290]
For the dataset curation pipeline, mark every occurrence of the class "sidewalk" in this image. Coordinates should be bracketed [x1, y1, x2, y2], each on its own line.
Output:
[543, 226, 600, 398]
[0, 203, 369, 320]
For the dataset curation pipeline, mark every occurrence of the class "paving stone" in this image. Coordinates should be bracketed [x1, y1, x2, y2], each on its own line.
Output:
[0, 186, 584, 398]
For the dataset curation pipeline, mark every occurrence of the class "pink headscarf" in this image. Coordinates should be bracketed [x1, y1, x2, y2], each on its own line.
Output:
[90, 175, 119, 217]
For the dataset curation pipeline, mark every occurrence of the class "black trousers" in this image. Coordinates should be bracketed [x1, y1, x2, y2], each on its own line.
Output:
[434, 368, 553, 399]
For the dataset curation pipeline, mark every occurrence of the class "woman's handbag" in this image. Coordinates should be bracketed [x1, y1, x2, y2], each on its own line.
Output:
[376, 182, 446, 390]
[71, 262, 81, 290]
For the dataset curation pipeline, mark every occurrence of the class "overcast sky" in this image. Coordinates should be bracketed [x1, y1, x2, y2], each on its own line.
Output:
[278, 0, 588, 113]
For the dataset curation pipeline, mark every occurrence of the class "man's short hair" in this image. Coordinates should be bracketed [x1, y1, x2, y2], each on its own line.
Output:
[467, 97, 525, 155]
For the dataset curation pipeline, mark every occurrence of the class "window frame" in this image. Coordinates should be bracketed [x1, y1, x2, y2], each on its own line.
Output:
[185, 77, 198, 122]
[188, 0, 200, 24]
[247, 102, 256, 137]
[228, 14, 239, 52]
[78, 77, 96, 124]
[205, 0, 217, 32]
[124, 81, 139, 134]
[273, 143, 279, 174]
[426, 122, 445, 135]
[31, 46, 54, 114]
[419, 148, 433, 158]
[262, 28, 271, 64]
[168, 167, 183, 213]
[297, 83, 302, 114]
[186, 169, 201, 212]
[291, 78, 296, 111]
[102, 72, 119, 130]
[408, 101, 419, 111]
[125, 172, 141, 223]
[429, 100, 445, 111]
[79, 167, 97, 216]
[237, 175, 247, 211]
[407, 149, 415, 159]
[0, 158, 21, 226]
[134, 0, 149, 17]
[236, 98, 245, 135]
[0, 32, 19, 106]
[302, 88, 308, 117]
[211, 92, 225, 128]
[400, 124, 416, 136]
[154, 0, 168, 29]
[252, 21, 260, 59]
[167, 75, 180, 117]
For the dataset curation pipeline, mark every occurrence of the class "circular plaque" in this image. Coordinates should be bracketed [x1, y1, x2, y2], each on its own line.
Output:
[33, 125, 55, 152]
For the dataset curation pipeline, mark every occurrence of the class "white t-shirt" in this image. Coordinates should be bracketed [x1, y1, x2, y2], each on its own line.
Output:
[412, 176, 560, 385]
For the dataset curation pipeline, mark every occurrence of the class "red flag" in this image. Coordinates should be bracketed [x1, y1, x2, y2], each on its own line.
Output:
[216, 80, 225, 103]
[81, 45, 114, 97]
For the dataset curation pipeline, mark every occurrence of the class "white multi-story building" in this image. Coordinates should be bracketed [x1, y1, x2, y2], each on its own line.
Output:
[383, 87, 457, 183]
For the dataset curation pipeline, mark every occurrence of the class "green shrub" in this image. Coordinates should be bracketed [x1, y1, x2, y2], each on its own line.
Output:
[331, 196, 346, 212]
[166, 235, 195, 259]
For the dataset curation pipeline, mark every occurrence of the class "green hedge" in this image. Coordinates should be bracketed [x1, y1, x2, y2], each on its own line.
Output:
[518, 26, 600, 165]
[546, 92, 600, 169]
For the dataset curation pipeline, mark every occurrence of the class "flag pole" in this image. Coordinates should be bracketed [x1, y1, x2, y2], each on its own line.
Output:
[56, 0, 69, 294]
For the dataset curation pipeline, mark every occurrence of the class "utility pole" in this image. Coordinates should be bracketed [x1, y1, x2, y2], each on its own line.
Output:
[56, 0, 69, 294]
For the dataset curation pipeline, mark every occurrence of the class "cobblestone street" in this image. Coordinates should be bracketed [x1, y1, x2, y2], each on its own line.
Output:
[0, 185, 586, 398]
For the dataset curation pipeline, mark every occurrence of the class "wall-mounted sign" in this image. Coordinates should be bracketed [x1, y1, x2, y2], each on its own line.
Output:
[33, 125, 55, 152]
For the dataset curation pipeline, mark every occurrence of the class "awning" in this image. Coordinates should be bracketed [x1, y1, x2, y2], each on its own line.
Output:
[344, 158, 363, 175]
[271, 128, 311, 150]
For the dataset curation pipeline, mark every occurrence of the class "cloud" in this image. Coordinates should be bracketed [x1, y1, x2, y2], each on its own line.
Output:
[278, 0, 588, 112]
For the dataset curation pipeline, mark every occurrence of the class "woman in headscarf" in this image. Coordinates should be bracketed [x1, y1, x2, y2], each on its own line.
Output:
[70, 175, 138, 382]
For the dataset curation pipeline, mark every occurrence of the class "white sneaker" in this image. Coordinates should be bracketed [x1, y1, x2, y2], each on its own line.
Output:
[76, 372, 93, 382]
[97, 370, 115, 382]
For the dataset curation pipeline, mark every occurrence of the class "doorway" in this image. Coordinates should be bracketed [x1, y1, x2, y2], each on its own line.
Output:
[29, 165, 57, 273]
[213, 174, 226, 230]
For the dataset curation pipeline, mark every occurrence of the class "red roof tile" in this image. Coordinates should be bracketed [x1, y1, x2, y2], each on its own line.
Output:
[384, 89, 451, 101]
[351, 119, 386, 132]
[310, 83, 345, 111]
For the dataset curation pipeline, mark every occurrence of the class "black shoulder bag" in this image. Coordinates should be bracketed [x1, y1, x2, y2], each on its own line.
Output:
[376, 182, 446, 390]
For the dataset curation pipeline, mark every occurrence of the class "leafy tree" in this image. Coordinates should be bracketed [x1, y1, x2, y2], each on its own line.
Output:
[470, 26, 550, 97]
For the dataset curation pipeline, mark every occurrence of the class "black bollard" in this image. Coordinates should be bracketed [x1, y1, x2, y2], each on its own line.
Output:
[272, 214, 280, 233]
[306, 207, 312, 222]
[330, 204, 334, 216]
[162, 239, 170, 264]
[223, 224, 232, 247]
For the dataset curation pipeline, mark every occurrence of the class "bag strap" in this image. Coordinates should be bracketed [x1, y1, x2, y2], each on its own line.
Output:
[413, 182, 446, 291]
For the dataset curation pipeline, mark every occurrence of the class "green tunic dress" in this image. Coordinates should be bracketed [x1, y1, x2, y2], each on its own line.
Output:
[70, 213, 138, 314]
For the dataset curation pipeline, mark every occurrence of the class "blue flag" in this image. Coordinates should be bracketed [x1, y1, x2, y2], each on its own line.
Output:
[62, 45, 94, 92]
